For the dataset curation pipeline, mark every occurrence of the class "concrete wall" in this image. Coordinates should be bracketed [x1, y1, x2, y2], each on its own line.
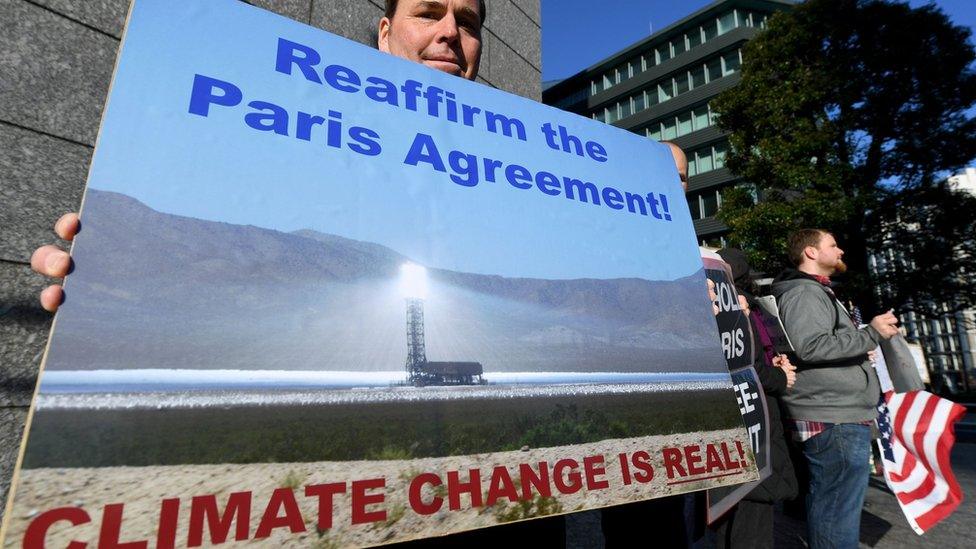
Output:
[0, 0, 540, 520]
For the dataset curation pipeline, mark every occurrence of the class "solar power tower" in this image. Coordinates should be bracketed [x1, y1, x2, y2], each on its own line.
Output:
[401, 264, 428, 384]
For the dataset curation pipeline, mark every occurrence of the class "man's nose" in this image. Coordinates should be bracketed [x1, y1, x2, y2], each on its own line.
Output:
[434, 13, 461, 42]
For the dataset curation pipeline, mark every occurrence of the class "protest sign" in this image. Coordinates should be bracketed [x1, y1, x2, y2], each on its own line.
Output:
[1, 1, 756, 546]
[702, 256, 770, 524]
[754, 295, 795, 355]
[873, 335, 927, 393]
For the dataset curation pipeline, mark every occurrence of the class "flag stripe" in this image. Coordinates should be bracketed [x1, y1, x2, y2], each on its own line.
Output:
[911, 394, 940, 477]
[889, 440, 918, 483]
[879, 390, 965, 535]
[914, 401, 965, 531]
[898, 392, 928, 460]
[898, 398, 947, 508]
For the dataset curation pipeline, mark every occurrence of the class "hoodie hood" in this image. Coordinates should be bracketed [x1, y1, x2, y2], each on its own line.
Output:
[771, 267, 820, 298]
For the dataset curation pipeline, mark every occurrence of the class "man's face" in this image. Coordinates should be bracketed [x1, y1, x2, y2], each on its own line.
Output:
[811, 233, 847, 275]
[378, 0, 482, 81]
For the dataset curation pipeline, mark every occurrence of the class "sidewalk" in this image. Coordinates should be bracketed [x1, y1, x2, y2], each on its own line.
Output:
[773, 441, 974, 548]
[564, 441, 975, 548]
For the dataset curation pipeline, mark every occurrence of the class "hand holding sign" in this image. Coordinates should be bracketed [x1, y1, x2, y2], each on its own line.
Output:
[707, 278, 720, 316]
[738, 294, 750, 317]
[870, 309, 900, 339]
[772, 354, 796, 389]
[30, 213, 80, 312]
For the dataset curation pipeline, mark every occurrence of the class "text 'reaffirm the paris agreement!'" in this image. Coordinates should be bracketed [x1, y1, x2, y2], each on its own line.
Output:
[186, 38, 675, 223]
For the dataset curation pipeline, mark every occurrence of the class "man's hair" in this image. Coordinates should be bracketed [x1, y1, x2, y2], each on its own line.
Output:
[787, 228, 829, 266]
[385, 0, 487, 24]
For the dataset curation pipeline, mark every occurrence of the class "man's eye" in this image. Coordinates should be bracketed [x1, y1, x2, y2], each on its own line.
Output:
[458, 19, 479, 32]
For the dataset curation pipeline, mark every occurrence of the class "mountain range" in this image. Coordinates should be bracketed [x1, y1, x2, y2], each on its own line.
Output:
[45, 190, 727, 373]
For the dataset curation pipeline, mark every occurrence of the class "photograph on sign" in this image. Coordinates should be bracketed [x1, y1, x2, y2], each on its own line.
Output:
[2, 1, 757, 546]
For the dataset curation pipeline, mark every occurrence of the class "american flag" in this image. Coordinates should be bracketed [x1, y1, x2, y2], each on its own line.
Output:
[877, 390, 966, 534]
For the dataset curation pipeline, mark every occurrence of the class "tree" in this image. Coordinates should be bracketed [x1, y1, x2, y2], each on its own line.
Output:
[712, 0, 976, 317]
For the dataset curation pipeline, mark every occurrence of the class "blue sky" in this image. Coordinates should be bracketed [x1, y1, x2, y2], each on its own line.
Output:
[87, 0, 704, 283]
[542, 0, 976, 81]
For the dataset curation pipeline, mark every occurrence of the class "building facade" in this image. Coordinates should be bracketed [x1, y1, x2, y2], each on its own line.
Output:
[871, 168, 976, 395]
[0, 0, 540, 520]
[543, 0, 792, 247]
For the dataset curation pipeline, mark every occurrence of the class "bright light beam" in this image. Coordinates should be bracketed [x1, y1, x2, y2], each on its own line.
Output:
[399, 263, 429, 300]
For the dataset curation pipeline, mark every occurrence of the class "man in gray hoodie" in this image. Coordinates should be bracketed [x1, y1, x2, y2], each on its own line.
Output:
[771, 228, 899, 549]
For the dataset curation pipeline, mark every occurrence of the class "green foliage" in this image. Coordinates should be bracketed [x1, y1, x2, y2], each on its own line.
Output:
[280, 469, 306, 489]
[515, 404, 629, 448]
[368, 445, 415, 461]
[383, 503, 407, 528]
[23, 390, 742, 468]
[712, 0, 976, 314]
[493, 495, 563, 523]
[312, 531, 343, 549]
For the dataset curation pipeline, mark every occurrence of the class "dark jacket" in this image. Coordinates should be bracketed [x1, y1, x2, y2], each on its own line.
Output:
[717, 249, 797, 503]
[771, 268, 881, 423]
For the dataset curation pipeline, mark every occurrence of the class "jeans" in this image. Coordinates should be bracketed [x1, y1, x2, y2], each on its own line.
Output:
[802, 423, 872, 549]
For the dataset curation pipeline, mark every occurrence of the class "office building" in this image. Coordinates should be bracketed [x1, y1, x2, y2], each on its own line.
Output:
[543, 0, 793, 246]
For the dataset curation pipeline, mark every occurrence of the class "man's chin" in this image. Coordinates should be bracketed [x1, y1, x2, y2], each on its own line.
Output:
[833, 259, 848, 274]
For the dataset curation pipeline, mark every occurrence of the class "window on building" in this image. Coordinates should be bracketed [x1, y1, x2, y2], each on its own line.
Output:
[689, 155, 698, 176]
[697, 148, 714, 173]
[658, 82, 673, 103]
[688, 28, 703, 49]
[717, 11, 736, 35]
[620, 98, 632, 119]
[643, 52, 655, 70]
[706, 57, 723, 82]
[688, 195, 702, 220]
[722, 50, 741, 75]
[657, 44, 671, 64]
[675, 72, 690, 95]
[691, 66, 706, 89]
[629, 59, 640, 79]
[702, 190, 719, 217]
[672, 37, 686, 57]
[662, 118, 678, 140]
[594, 110, 606, 123]
[592, 80, 600, 95]
[709, 106, 720, 126]
[606, 106, 618, 124]
[703, 19, 718, 41]
[713, 142, 729, 168]
[634, 91, 646, 113]
[646, 87, 659, 108]
[647, 124, 662, 141]
[603, 73, 613, 90]
[677, 112, 693, 136]
[700, 236, 727, 248]
[694, 105, 710, 130]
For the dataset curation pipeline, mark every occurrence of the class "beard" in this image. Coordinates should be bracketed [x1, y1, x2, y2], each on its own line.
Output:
[833, 259, 848, 274]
